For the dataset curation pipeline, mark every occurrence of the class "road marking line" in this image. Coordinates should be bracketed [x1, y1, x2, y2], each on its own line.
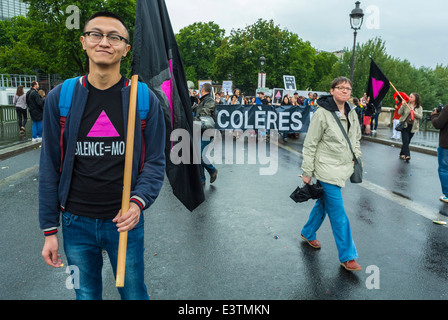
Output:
[0, 164, 39, 188]
[278, 143, 446, 225]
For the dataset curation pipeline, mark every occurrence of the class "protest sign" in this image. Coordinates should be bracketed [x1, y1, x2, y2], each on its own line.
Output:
[216, 104, 312, 133]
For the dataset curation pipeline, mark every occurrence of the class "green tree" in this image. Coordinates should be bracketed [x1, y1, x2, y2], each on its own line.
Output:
[317, 37, 439, 110]
[175, 21, 225, 87]
[0, 0, 137, 78]
[213, 19, 321, 94]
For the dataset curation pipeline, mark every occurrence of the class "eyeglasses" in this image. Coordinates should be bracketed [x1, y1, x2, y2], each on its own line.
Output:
[83, 31, 129, 45]
[335, 86, 352, 92]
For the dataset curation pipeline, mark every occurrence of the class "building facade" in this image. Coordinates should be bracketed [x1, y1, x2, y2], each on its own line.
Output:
[0, 0, 28, 21]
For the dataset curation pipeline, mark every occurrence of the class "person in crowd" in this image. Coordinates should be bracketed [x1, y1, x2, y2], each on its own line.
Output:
[398, 92, 423, 161]
[371, 101, 382, 134]
[304, 92, 313, 107]
[223, 93, 231, 105]
[13, 85, 28, 133]
[362, 97, 375, 135]
[27, 81, 44, 142]
[230, 95, 239, 105]
[195, 82, 218, 184]
[215, 92, 222, 104]
[353, 97, 363, 127]
[391, 92, 409, 140]
[281, 95, 292, 142]
[431, 104, 448, 203]
[300, 76, 362, 272]
[255, 91, 268, 105]
[39, 11, 166, 300]
[234, 88, 243, 104]
[190, 89, 198, 107]
[39, 89, 46, 104]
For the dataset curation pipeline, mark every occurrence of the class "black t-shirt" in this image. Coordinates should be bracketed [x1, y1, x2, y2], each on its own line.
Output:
[65, 77, 126, 219]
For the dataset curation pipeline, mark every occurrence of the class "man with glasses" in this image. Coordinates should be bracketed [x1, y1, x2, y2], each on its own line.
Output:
[39, 11, 166, 299]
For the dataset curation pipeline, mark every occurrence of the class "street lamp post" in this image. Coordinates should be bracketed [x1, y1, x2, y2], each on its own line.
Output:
[349, 1, 364, 83]
[258, 54, 266, 89]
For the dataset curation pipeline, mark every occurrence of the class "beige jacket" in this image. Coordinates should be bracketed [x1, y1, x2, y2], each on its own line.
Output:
[398, 104, 423, 133]
[301, 97, 362, 188]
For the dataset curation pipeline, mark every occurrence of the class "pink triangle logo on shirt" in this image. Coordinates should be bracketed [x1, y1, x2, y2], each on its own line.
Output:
[87, 110, 120, 137]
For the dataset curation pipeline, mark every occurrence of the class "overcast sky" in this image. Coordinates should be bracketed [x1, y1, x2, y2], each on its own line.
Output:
[165, 0, 448, 69]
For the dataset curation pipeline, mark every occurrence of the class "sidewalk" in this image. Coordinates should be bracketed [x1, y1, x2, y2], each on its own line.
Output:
[362, 127, 438, 156]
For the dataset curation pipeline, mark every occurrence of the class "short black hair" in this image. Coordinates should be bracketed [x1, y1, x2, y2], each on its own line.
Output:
[83, 11, 130, 39]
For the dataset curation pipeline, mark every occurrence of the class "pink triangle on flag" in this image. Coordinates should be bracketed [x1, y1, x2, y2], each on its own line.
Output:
[372, 77, 384, 99]
[87, 110, 120, 137]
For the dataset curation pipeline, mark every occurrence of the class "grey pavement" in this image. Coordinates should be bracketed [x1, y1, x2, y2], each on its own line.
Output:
[1, 126, 447, 302]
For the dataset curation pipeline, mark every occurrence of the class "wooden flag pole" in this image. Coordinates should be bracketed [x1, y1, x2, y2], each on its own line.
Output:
[116, 74, 139, 288]
[389, 81, 411, 110]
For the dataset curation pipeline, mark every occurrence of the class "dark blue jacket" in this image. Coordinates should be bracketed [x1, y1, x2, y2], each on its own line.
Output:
[38, 77, 166, 235]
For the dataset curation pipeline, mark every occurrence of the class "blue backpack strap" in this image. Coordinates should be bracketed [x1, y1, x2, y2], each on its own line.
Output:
[58, 76, 82, 173]
[137, 81, 150, 120]
[136, 81, 150, 172]
[59, 76, 81, 117]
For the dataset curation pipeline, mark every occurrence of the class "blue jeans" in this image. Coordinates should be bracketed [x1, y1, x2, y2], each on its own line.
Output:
[438, 146, 448, 196]
[201, 138, 216, 182]
[62, 212, 149, 300]
[301, 181, 358, 263]
[32, 120, 42, 139]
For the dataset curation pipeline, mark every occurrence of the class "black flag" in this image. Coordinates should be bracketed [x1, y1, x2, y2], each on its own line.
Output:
[366, 58, 390, 107]
[132, 0, 205, 211]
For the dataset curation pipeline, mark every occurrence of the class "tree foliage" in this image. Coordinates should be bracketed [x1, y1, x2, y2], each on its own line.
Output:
[319, 37, 448, 110]
[212, 19, 324, 93]
[175, 22, 225, 85]
[0, 0, 136, 78]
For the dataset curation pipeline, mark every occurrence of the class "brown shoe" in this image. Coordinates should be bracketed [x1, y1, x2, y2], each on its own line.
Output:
[210, 169, 218, 183]
[340, 260, 362, 271]
[301, 234, 321, 249]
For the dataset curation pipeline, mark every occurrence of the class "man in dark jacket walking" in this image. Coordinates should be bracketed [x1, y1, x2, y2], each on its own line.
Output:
[431, 104, 448, 203]
[27, 81, 44, 141]
[195, 83, 218, 185]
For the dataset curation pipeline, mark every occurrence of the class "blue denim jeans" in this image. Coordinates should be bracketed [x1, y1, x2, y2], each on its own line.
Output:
[201, 138, 216, 182]
[32, 120, 42, 139]
[438, 146, 448, 196]
[301, 181, 358, 263]
[62, 212, 149, 300]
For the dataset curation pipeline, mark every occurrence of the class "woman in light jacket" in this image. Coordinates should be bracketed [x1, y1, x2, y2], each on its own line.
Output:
[300, 76, 362, 271]
[13, 85, 28, 133]
[398, 93, 423, 161]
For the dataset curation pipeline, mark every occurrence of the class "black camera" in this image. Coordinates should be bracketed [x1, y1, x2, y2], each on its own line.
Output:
[427, 103, 444, 121]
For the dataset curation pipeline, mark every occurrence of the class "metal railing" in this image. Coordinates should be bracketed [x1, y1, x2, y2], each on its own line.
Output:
[0, 105, 21, 124]
[0, 74, 38, 89]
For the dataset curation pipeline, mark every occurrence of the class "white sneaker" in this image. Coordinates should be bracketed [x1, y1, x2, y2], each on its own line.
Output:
[32, 138, 37, 142]
[440, 195, 448, 203]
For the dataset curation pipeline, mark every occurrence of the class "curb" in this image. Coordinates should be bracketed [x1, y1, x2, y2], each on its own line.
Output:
[361, 135, 437, 156]
[0, 141, 41, 161]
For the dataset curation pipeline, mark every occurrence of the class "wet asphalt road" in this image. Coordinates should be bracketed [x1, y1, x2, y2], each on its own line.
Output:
[1, 134, 447, 300]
